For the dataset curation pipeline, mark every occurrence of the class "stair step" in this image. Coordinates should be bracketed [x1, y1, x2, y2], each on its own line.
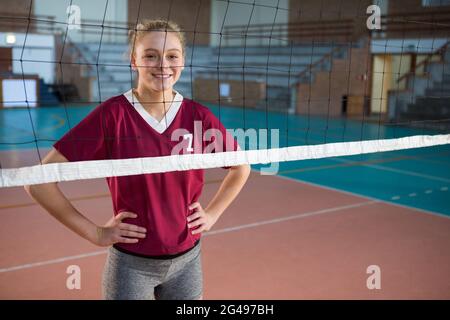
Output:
[212, 45, 336, 56]
[406, 102, 450, 119]
[398, 113, 450, 127]
[425, 89, 450, 98]
[415, 96, 450, 105]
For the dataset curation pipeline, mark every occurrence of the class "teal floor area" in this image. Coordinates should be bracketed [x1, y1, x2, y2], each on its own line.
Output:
[1, 104, 449, 216]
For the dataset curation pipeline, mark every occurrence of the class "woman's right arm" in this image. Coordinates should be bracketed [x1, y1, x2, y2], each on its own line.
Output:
[24, 148, 146, 247]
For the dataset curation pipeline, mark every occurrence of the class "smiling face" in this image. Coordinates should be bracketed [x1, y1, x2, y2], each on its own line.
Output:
[131, 31, 185, 93]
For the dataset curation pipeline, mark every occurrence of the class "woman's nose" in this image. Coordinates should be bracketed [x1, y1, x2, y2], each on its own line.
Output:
[159, 57, 170, 69]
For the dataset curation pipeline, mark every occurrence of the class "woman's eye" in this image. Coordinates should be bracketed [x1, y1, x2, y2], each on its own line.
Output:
[144, 55, 156, 59]
[169, 55, 178, 59]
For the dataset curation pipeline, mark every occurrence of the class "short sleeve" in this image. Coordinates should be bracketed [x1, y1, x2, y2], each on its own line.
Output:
[202, 109, 240, 169]
[53, 104, 110, 162]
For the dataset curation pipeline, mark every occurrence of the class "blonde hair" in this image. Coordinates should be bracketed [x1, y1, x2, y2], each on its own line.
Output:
[128, 19, 186, 57]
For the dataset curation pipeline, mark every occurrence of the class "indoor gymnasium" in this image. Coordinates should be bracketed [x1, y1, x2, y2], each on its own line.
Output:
[0, 0, 449, 299]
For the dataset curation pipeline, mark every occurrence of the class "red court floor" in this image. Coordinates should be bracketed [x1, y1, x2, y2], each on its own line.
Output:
[1, 160, 450, 299]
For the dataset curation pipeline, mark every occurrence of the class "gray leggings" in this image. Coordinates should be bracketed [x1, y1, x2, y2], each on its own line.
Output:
[102, 242, 203, 300]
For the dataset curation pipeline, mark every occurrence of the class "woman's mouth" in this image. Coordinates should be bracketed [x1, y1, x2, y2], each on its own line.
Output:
[152, 74, 172, 79]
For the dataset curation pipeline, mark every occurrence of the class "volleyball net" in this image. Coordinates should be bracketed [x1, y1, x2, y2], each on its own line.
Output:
[0, 0, 449, 188]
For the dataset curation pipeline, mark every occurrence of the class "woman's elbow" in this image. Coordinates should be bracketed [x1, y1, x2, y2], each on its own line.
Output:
[24, 184, 32, 194]
[24, 182, 55, 196]
[24, 184, 38, 197]
[237, 164, 251, 178]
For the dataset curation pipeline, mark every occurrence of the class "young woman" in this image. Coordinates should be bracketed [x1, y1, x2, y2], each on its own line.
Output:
[24, 19, 250, 300]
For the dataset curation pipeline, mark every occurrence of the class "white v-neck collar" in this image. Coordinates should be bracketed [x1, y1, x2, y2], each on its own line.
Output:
[123, 89, 184, 134]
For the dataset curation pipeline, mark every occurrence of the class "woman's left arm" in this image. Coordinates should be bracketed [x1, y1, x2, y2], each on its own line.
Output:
[187, 164, 251, 235]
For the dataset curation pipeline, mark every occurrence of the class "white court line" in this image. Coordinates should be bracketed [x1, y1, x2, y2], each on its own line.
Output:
[0, 200, 376, 274]
[331, 157, 450, 183]
[207, 200, 377, 235]
[407, 155, 450, 167]
[0, 250, 107, 273]
[275, 172, 450, 220]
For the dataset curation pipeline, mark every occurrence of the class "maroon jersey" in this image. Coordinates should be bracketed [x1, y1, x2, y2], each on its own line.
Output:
[54, 90, 238, 256]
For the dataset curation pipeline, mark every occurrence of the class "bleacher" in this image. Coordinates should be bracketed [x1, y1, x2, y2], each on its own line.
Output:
[77, 42, 214, 101]
[388, 42, 450, 128]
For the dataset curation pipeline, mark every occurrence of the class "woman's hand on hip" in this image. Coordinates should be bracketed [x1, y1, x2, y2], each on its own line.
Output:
[187, 202, 219, 235]
[95, 211, 146, 247]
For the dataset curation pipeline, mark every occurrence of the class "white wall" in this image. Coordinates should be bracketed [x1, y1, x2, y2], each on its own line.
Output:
[2, 79, 38, 107]
[210, 0, 289, 47]
[33, 0, 128, 43]
[0, 32, 55, 84]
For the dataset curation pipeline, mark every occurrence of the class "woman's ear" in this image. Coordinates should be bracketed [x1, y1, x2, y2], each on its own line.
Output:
[130, 54, 137, 71]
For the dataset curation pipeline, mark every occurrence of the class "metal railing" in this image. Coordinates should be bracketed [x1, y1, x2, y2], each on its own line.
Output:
[222, 8, 450, 46]
[296, 46, 346, 83]
[397, 40, 449, 84]
[223, 19, 355, 46]
[0, 11, 130, 42]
